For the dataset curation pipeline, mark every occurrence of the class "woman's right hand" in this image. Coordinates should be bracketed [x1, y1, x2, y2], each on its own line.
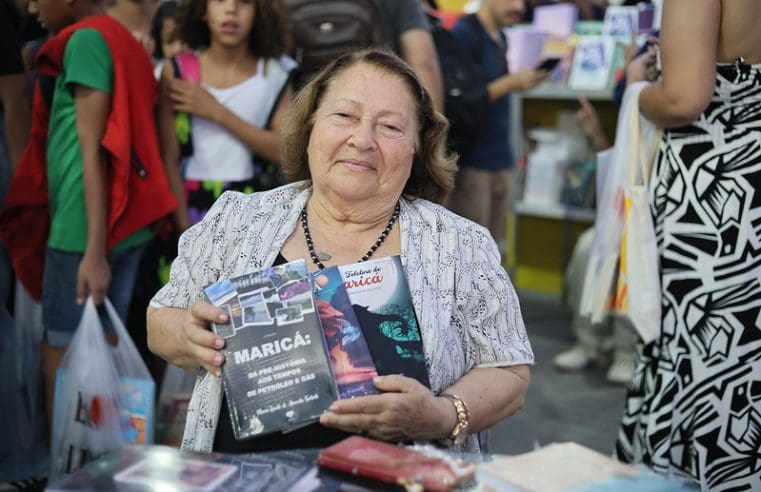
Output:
[169, 302, 228, 376]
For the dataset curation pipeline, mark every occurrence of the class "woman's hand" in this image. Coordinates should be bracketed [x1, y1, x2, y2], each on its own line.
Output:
[626, 45, 659, 86]
[168, 79, 224, 122]
[319, 375, 455, 442]
[167, 301, 228, 376]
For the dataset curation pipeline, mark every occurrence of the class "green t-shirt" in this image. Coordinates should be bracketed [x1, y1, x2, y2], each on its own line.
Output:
[47, 28, 150, 252]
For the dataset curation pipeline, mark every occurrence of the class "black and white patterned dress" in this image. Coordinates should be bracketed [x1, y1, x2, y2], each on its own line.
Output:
[616, 60, 761, 490]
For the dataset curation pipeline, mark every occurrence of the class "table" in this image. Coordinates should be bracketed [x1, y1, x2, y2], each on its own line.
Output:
[45, 443, 699, 492]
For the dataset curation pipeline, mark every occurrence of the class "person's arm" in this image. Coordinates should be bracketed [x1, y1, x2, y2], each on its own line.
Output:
[147, 191, 240, 373]
[398, 28, 444, 112]
[487, 69, 548, 102]
[319, 365, 529, 442]
[576, 96, 610, 151]
[73, 85, 111, 305]
[0, 73, 31, 169]
[167, 77, 293, 163]
[158, 62, 190, 232]
[636, 0, 720, 127]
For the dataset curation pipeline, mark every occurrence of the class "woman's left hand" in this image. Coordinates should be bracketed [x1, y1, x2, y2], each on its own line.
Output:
[319, 375, 453, 442]
[168, 79, 223, 122]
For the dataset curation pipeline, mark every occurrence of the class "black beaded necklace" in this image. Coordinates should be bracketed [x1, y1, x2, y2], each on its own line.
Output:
[300, 202, 401, 270]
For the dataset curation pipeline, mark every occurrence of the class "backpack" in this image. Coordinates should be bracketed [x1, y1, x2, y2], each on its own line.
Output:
[283, 0, 390, 88]
[429, 14, 490, 157]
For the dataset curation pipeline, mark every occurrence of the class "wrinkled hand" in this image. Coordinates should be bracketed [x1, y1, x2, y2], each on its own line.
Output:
[175, 301, 228, 376]
[319, 375, 452, 442]
[77, 253, 111, 305]
[626, 45, 659, 86]
[169, 79, 223, 122]
[512, 69, 549, 91]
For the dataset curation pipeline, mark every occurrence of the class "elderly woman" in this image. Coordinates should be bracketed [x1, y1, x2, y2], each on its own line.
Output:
[147, 49, 533, 454]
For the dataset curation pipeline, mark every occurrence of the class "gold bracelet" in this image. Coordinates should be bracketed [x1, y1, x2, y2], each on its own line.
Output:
[439, 393, 470, 447]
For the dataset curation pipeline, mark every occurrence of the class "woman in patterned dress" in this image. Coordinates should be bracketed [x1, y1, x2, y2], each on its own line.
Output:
[146, 49, 534, 454]
[616, 1, 761, 489]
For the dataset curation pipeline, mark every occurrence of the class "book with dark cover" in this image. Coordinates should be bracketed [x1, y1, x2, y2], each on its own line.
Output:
[312, 266, 379, 398]
[338, 256, 430, 388]
[203, 260, 337, 440]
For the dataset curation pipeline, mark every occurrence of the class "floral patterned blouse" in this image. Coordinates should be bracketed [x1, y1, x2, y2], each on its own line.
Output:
[150, 181, 534, 452]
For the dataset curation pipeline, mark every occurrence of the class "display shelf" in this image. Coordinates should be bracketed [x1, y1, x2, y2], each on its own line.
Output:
[508, 82, 616, 299]
[521, 84, 614, 101]
[514, 200, 596, 222]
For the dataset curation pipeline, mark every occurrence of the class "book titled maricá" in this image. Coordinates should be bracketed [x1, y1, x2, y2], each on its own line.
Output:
[203, 260, 337, 441]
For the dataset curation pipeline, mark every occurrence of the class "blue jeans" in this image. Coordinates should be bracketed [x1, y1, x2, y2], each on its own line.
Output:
[42, 245, 146, 348]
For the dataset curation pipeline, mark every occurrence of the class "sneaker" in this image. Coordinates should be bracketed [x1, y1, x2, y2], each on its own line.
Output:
[553, 344, 595, 371]
[606, 354, 635, 385]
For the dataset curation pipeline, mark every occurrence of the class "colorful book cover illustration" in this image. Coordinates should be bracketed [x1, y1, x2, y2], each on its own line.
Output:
[312, 266, 379, 398]
[204, 260, 337, 440]
[338, 256, 430, 388]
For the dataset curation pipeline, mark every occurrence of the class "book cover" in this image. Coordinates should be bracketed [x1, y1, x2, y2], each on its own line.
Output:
[567, 36, 619, 91]
[204, 260, 337, 440]
[312, 266, 380, 398]
[602, 5, 639, 42]
[114, 457, 237, 492]
[337, 256, 430, 388]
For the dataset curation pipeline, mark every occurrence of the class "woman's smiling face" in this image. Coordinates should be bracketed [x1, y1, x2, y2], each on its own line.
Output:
[306, 62, 419, 204]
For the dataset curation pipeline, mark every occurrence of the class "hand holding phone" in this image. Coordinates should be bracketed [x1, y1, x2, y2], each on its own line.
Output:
[536, 57, 562, 72]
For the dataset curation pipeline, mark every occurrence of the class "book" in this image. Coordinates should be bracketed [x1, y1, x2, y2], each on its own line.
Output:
[114, 457, 237, 492]
[203, 259, 337, 440]
[602, 5, 639, 42]
[337, 256, 430, 388]
[474, 442, 698, 491]
[567, 36, 619, 91]
[312, 266, 380, 398]
[318, 436, 475, 492]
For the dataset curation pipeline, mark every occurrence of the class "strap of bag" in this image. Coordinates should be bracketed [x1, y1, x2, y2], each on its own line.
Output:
[623, 81, 662, 188]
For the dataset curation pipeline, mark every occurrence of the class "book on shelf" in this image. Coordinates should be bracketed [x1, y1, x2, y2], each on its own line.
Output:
[204, 259, 337, 440]
[311, 266, 380, 398]
[337, 255, 430, 388]
[567, 35, 619, 91]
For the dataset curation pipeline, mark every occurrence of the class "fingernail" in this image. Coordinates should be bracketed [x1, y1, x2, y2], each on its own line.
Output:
[218, 312, 228, 322]
[329, 402, 340, 411]
[215, 370, 222, 378]
[214, 354, 223, 365]
[214, 338, 224, 349]
[373, 376, 383, 384]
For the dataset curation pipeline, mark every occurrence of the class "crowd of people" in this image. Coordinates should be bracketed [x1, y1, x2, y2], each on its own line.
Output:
[1, 0, 759, 491]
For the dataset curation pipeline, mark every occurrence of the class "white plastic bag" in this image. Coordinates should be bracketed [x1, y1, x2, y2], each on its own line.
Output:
[580, 81, 662, 342]
[50, 298, 156, 479]
[156, 364, 196, 446]
[50, 298, 124, 479]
